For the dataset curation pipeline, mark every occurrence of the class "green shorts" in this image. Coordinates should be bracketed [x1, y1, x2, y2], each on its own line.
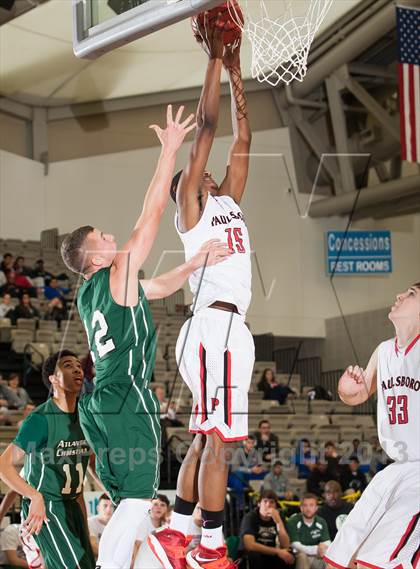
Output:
[78, 380, 161, 504]
[21, 498, 95, 569]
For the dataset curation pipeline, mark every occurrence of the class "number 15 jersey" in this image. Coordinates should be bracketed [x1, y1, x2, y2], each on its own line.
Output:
[175, 193, 252, 315]
[377, 335, 420, 462]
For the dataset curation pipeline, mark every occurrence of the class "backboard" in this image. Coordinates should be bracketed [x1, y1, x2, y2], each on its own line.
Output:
[73, 0, 222, 59]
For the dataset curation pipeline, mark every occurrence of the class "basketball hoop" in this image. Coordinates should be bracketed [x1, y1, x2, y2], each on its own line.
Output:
[227, 0, 334, 86]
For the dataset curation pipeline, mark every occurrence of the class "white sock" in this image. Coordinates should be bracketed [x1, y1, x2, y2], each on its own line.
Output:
[189, 520, 202, 537]
[200, 526, 224, 550]
[97, 498, 151, 568]
[170, 511, 191, 536]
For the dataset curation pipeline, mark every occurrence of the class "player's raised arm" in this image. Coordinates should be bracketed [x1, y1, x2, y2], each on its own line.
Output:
[140, 239, 232, 300]
[176, 16, 225, 232]
[219, 39, 251, 204]
[110, 105, 195, 303]
[0, 444, 48, 534]
[338, 347, 378, 406]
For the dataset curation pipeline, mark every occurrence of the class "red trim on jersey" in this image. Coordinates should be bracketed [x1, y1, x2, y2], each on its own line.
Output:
[404, 334, 420, 356]
[412, 546, 420, 569]
[224, 350, 232, 428]
[189, 427, 248, 442]
[323, 556, 350, 569]
[390, 512, 420, 560]
[355, 561, 386, 569]
[199, 343, 208, 424]
[394, 335, 420, 357]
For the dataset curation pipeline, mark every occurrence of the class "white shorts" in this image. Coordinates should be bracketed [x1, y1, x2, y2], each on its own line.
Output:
[325, 461, 420, 569]
[176, 308, 255, 441]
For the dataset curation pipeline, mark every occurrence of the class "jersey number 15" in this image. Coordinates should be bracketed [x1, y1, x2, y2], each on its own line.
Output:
[225, 228, 246, 254]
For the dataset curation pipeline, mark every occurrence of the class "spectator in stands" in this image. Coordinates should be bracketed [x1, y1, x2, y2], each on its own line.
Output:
[368, 436, 389, 476]
[257, 369, 295, 406]
[44, 297, 67, 324]
[2, 374, 33, 410]
[43, 277, 69, 302]
[295, 439, 317, 480]
[13, 256, 32, 277]
[0, 253, 13, 273]
[317, 481, 353, 540]
[0, 271, 20, 298]
[261, 461, 289, 498]
[0, 375, 11, 413]
[287, 493, 330, 569]
[31, 259, 53, 288]
[254, 420, 279, 462]
[340, 457, 367, 493]
[351, 438, 360, 459]
[323, 442, 341, 480]
[306, 461, 332, 497]
[240, 489, 294, 568]
[0, 523, 29, 567]
[132, 494, 170, 567]
[12, 270, 37, 298]
[307, 386, 332, 401]
[0, 293, 14, 319]
[11, 293, 40, 323]
[154, 384, 183, 427]
[88, 493, 114, 559]
[17, 404, 35, 428]
[229, 435, 268, 504]
[0, 270, 6, 289]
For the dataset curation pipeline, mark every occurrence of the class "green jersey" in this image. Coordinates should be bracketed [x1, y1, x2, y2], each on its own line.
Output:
[13, 399, 90, 501]
[287, 514, 330, 545]
[77, 268, 156, 388]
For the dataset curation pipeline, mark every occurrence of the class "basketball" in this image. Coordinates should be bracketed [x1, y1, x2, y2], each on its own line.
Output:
[191, 1, 244, 47]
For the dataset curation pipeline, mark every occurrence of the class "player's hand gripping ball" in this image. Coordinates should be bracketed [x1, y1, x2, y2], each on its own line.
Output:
[191, 1, 243, 47]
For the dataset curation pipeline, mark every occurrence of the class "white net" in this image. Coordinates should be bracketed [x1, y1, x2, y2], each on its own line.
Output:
[227, 0, 334, 86]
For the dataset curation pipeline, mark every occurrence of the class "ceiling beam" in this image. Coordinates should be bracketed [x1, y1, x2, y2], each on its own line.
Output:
[309, 175, 420, 217]
[292, 1, 404, 99]
[0, 97, 32, 121]
[47, 80, 267, 121]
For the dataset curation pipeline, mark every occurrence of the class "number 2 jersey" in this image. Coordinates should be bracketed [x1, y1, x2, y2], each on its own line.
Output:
[13, 399, 90, 501]
[175, 193, 252, 315]
[77, 267, 157, 388]
[377, 335, 420, 462]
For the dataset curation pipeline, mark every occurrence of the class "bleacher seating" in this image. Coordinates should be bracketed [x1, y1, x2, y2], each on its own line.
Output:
[0, 238, 378, 501]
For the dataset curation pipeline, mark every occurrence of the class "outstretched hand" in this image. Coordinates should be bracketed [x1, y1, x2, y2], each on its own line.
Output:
[149, 105, 196, 153]
[191, 239, 233, 270]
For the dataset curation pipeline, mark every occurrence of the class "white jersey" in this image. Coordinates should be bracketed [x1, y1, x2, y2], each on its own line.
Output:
[175, 192, 252, 315]
[377, 335, 420, 462]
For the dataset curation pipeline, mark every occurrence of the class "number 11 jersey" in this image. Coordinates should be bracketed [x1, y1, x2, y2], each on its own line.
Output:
[175, 193, 252, 315]
[377, 335, 420, 462]
[13, 399, 90, 501]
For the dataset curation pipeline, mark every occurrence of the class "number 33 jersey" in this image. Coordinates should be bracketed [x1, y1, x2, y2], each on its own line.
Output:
[77, 267, 157, 388]
[176, 193, 252, 315]
[377, 335, 420, 462]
